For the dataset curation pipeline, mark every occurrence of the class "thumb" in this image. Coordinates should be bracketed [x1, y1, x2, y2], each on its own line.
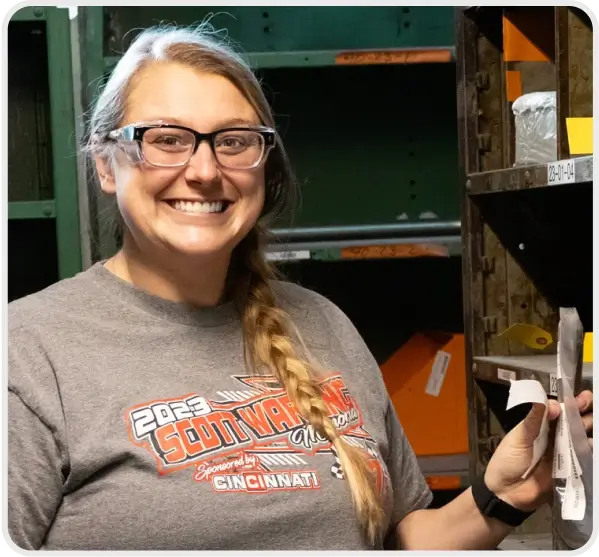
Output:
[508, 403, 547, 448]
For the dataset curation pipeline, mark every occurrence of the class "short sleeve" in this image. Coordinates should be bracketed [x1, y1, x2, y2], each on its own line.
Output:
[8, 325, 68, 550]
[384, 401, 433, 535]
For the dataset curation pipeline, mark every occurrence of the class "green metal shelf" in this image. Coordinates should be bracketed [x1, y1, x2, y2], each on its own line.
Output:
[104, 46, 455, 71]
[9, 6, 47, 22]
[8, 7, 82, 280]
[46, 7, 82, 279]
[265, 221, 462, 262]
[8, 201, 56, 220]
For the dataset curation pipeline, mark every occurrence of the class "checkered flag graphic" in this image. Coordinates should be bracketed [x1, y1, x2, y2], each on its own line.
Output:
[365, 443, 378, 459]
[330, 445, 344, 480]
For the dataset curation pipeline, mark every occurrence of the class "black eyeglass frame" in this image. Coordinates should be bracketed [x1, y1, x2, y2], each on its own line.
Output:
[105, 122, 277, 169]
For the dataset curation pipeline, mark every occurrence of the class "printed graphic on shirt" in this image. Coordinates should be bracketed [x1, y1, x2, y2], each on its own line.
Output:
[125, 373, 386, 494]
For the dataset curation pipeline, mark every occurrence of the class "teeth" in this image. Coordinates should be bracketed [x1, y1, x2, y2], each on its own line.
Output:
[170, 201, 224, 214]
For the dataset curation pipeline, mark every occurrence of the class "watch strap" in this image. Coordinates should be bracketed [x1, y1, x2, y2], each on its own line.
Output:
[471, 475, 534, 527]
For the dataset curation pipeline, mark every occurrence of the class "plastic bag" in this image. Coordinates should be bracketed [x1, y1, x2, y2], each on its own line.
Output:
[552, 308, 593, 549]
[512, 92, 557, 166]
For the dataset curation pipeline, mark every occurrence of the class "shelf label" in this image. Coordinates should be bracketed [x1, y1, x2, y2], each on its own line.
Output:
[425, 351, 451, 397]
[341, 244, 449, 260]
[547, 160, 576, 185]
[266, 250, 310, 262]
[498, 368, 517, 382]
[549, 373, 558, 396]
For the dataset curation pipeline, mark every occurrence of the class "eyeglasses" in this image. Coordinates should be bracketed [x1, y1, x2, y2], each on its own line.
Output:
[105, 122, 276, 170]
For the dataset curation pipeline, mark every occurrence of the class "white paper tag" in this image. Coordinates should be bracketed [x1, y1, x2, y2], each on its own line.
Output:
[506, 380, 549, 479]
[556, 340, 563, 380]
[498, 368, 517, 382]
[566, 415, 583, 477]
[425, 351, 451, 397]
[266, 250, 311, 262]
[562, 418, 587, 520]
[553, 402, 586, 520]
[547, 159, 576, 185]
[553, 405, 570, 479]
[562, 473, 586, 521]
[549, 374, 558, 396]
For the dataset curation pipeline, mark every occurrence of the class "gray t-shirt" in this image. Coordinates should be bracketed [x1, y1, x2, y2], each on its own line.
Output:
[8, 262, 432, 551]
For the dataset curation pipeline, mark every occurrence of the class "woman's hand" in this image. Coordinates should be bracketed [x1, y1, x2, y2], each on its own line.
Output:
[484, 390, 593, 512]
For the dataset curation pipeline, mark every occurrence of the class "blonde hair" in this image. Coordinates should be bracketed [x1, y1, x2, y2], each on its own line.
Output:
[86, 22, 384, 544]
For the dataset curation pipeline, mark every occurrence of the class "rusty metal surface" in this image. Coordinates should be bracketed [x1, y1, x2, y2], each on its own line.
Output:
[334, 47, 454, 65]
[457, 7, 592, 546]
[475, 16, 510, 362]
[507, 255, 558, 356]
[455, 7, 576, 484]
[456, 8, 490, 478]
[556, 8, 593, 159]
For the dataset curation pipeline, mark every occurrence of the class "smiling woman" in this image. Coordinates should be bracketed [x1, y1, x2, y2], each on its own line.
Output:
[91, 64, 273, 279]
[7, 21, 592, 553]
[8, 23, 404, 550]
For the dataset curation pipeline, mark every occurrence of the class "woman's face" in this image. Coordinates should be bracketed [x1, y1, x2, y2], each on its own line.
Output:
[96, 62, 266, 260]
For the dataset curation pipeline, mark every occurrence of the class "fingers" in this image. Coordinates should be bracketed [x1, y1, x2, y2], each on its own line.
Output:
[581, 412, 593, 433]
[516, 403, 549, 446]
[547, 399, 561, 421]
[576, 390, 593, 413]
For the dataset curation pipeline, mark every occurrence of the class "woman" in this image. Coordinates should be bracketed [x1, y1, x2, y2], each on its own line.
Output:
[8, 24, 592, 550]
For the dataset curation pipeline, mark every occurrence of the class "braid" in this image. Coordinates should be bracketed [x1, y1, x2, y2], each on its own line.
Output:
[234, 230, 385, 544]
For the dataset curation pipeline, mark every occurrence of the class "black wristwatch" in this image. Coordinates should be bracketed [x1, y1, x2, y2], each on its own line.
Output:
[471, 475, 534, 527]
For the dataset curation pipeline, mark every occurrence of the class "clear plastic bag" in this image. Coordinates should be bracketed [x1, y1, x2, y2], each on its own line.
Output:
[552, 308, 593, 549]
[512, 91, 557, 166]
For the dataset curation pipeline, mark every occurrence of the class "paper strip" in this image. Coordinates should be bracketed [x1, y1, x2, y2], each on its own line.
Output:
[425, 351, 451, 397]
[553, 406, 570, 479]
[506, 380, 549, 479]
[562, 473, 586, 521]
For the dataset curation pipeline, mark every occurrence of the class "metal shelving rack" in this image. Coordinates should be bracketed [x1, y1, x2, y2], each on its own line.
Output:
[77, 6, 462, 264]
[8, 7, 82, 281]
[456, 6, 593, 550]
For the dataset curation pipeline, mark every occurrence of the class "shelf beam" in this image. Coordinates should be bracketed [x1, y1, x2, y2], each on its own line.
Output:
[8, 201, 56, 220]
[467, 155, 592, 195]
[266, 233, 462, 263]
[9, 7, 47, 22]
[104, 46, 456, 72]
[473, 354, 593, 395]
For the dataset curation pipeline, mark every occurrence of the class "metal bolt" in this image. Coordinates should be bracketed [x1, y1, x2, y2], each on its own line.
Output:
[519, 243, 525, 250]
[466, 179, 472, 190]
[43, 206, 53, 217]
[33, 7, 44, 17]
[472, 363, 478, 373]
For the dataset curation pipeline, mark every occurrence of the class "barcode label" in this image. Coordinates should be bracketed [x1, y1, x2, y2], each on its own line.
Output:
[553, 408, 570, 479]
[550, 374, 558, 396]
[498, 368, 517, 382]
[425, 351, 451, 397]
[266, 250, 311, 262]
